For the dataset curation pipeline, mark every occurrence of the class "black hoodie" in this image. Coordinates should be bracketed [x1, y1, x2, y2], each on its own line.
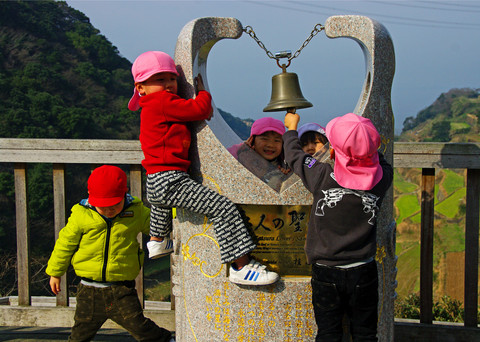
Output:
[283, 130, 393, 266]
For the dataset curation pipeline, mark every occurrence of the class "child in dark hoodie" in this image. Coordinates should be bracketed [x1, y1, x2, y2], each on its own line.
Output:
[283, 112, 393, 341]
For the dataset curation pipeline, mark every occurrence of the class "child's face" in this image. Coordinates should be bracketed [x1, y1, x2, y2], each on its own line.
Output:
[95, 198, 125, 219]
[135, 72, 178, 96]
[301, 132, 326, 155]
[302, 139, 325, 155]
[252, 131, 283, 161]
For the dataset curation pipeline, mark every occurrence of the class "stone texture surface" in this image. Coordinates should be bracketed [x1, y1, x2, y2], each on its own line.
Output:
[171, 15, 396, 341]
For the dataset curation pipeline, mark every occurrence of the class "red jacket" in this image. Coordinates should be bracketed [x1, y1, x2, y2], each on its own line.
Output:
[139, 90, 212, 174]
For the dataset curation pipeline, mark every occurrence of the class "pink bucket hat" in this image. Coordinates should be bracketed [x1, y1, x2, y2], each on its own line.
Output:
[250, 117, 285, 137]
[128, 51, 179, 111]
[325, 113, 382, 191]
[298, 123, 326, 139]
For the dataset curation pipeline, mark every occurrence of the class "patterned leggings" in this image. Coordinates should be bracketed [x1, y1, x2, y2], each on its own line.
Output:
[147, 171, 256, 264]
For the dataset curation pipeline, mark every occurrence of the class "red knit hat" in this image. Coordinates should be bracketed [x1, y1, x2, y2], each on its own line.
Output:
[88, 165, 128, 207]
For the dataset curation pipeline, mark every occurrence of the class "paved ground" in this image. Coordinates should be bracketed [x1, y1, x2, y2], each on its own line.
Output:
[0, 327, 137, 341]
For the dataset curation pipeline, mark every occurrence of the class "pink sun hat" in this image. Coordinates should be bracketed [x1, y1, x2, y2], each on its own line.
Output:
[128, 51, 179, 111]
[325, 113, 383, 191]
[228, 117, 285, 159]
[250, 117, 285, 137]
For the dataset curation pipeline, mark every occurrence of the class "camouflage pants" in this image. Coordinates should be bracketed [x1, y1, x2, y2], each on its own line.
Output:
[69, 282, 171, 342]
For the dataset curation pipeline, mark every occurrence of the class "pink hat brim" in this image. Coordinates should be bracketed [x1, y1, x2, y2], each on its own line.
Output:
[333, 150, 383, 190]
[128, 88, 140, 111]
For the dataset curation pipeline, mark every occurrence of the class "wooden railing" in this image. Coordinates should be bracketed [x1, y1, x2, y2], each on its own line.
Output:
[393, 142, 480, 341]
[0, 138, 479, 340]
[2, 139, 145, 308]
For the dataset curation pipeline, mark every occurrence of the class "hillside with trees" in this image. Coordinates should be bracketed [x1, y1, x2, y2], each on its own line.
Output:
[0, 1, 138, 140]
[398, 88, 480, 142]
[0, 0, 140, 257]
[0, 0, 252, 298]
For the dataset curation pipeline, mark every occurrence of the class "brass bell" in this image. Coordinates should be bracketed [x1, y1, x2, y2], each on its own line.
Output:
[263, 68, 313, 113]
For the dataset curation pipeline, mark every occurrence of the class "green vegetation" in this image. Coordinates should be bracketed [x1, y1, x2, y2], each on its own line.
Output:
[0, 1, 136, 141]
[393, 169, 417, 193]
[395, 294, 466, 323]
[394, 194, 419, 224]
[410, 211, 422, 224]
[435, 188, 466, 218]
[143, 257, 172, 302]
[436, 223, 465, 254]
[396, 243, 420, 296]
[450, 122, 471, 134]
[394, 167, 469, 302]
[399, 88, 480, 141]
[441, 169, 464, 194]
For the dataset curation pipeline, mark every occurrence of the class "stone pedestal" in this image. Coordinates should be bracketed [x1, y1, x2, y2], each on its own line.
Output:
[170, 16, 396, 341]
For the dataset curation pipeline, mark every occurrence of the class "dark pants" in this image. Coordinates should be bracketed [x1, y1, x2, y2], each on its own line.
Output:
[69, 283, 171, 342]
[311, 261, 378, 342]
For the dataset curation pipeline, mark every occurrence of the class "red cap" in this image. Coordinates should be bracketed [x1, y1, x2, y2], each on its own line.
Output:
[88, 165, 128, 207]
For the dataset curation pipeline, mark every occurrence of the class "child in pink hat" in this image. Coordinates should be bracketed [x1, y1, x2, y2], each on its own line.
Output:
[129, 51, 278, 286]
[283, 112, 393, 341]
[228, 117, 291, 191]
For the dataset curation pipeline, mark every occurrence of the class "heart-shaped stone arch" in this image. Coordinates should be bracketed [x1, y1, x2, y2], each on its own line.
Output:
[174, 16, 394, 206]
[172, 16, 396, 340]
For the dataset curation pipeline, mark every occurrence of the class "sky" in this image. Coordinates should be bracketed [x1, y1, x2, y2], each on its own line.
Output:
[67, 0, 480, 134]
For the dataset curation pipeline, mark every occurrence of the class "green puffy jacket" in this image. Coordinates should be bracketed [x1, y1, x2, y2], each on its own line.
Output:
[46, 195, 150, 282]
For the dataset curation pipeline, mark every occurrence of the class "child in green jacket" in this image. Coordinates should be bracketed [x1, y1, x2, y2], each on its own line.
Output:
[46, 165, 173, 342]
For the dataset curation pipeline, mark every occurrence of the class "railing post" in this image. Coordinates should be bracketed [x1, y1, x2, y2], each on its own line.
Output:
[53, 163, 68, 306]
[464, 168, 480, 327]
[420, 167, 435, 324]
[14, 163, 30, 306]
[130, 164, 145, 307]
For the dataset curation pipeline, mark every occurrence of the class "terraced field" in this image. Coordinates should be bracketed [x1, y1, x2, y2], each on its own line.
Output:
[394, 168, 469, 301]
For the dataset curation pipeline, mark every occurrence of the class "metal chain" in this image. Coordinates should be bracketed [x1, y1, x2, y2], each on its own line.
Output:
[242, 25, 277, 60]
[242, 23, 325, 66]
[289, 23, 325, 61]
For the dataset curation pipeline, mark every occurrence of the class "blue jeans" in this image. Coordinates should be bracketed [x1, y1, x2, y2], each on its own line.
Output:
[311, 261, 378, 342]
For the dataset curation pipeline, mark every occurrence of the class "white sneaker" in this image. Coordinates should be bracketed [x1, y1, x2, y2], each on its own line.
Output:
[147, 238, 174, 259]
[229, 259, 279, 285]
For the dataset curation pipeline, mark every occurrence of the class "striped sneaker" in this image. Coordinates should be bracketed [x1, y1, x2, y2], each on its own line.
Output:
[147, 238, 174, 259]
[229, 259, 279, 285]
